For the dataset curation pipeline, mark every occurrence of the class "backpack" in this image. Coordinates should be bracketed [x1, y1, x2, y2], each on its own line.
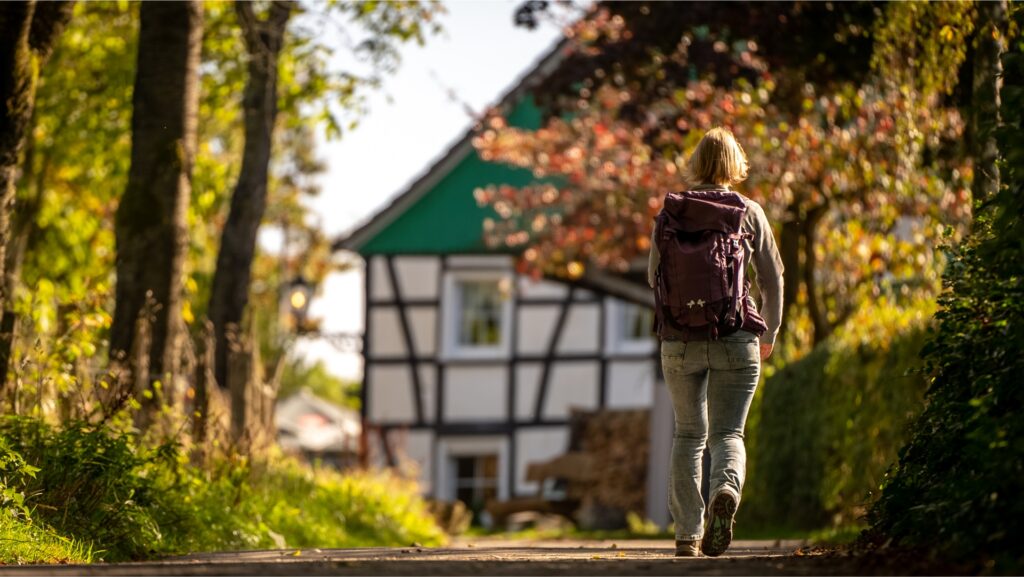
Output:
[653, 189, 766, 341]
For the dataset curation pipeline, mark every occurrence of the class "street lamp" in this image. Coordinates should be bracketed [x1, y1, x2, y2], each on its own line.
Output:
[284, 275, 313, 332]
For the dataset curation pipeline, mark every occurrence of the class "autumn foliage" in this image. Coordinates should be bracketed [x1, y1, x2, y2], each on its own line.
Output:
[473, 2, 975, 348]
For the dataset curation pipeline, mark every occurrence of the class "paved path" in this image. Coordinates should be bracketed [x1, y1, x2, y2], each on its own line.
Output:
[0, 538, 884, 576]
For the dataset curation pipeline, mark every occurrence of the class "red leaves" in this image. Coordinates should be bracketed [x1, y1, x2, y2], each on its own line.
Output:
[470, 64, 968, 287]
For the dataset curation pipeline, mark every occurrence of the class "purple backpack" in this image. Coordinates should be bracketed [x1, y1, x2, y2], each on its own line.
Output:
[653, 190, 767, 341]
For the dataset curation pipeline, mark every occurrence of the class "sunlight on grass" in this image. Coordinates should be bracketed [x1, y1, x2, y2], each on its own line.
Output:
[0, 515, 92, 565]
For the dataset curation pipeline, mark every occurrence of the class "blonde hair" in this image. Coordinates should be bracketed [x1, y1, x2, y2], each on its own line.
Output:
[684, 127, 749, 186]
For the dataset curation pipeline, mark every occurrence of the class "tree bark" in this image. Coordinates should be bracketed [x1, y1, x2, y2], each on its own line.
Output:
[969, 0, 1006, 205]
[0, 1, 73, 375]
[0, 139, 46, 388]
[110, 0, 202, 414]
[778, 207, 802, 346]
[208, 1, 291, 389]
[801, 205, 830, 346]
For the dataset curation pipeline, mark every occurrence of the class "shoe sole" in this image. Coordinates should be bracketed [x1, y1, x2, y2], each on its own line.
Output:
[702, 493, 736, 557]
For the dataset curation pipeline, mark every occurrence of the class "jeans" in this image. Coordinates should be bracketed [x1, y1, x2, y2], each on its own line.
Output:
[661, 331, 760, 541]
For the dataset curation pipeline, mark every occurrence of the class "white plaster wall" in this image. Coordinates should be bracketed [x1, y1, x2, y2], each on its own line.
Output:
[447, 255, 513, 269]
[369, 256, 393, 301]
[516, 306, 558, 355]
[543, 362, 600, 420]
[444, 366, 507, 422]
[419, 363, 437, 423]
[514, 363, 542, 420]
[407, 307, 437, 356]
[370, 306, 406, 357]
[395, 429, 434, 494]
[556, 304, 601, 354]
[367, 365, 416, 422]
[515, 427, 570, 494]
[395, 257, 440, 300]
[517, 278, 568, 300]
[607, 360, 656, 409]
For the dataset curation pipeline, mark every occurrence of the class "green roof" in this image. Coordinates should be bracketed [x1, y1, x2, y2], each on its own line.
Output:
[342, 98, 543, 255]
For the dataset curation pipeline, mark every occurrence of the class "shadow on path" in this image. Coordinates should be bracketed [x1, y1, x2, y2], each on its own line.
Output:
[0, 538, 901, 576]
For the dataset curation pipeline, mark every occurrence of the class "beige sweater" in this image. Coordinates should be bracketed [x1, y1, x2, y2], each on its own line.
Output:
[647, 186, 785, 346]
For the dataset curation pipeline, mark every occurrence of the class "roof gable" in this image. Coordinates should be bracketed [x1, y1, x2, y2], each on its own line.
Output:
[335, 39, 568, 255]
[361, 100, 542, 255]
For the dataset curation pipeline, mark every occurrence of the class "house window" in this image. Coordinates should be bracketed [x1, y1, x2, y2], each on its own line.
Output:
[452, 454, 499, 518]
[457, 280, 503, 346]
[607, 300, 656, 353]
[620, 302, 654, 342]
[443, 271, 512, 358]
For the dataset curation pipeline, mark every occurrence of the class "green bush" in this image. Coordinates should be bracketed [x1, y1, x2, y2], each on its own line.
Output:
[0, 417, 172, 561]
[741, 299, 934, 532]
[0, 417, 445, 562]
[160, 455, 447, 553]
[0, 434, 39, 518]
[865, 11, 1024, 571]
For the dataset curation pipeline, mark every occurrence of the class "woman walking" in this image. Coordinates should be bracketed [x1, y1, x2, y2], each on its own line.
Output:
[647, 127, 784, 557]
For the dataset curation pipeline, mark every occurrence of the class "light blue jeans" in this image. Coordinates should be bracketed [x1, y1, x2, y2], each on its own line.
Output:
[661, 331, 760, 541]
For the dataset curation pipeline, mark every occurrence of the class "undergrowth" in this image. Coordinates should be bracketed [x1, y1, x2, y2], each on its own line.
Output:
[0, 416, 444, 563]
[742, 297, 935, 533]
[0, 514, 93, 565]
[865, 11, 1024, 572]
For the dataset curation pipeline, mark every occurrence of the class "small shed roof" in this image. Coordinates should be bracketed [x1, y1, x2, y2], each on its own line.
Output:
[276, 389, 361, 454]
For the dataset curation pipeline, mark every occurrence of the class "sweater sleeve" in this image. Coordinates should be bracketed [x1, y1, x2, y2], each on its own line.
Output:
[647, 227, 659, 288]
[747, 202, 785, 346]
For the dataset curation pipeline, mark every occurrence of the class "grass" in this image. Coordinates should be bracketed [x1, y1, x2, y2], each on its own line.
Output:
[1, 416, 446, 562]
[151, 453, 448, 556]
[213, 459, 448, 550]
[0, 515, 93, 565]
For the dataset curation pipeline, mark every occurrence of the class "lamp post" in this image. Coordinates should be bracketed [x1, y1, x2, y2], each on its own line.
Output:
[280, 273, 361, 351]
[284, 275, 313, 333]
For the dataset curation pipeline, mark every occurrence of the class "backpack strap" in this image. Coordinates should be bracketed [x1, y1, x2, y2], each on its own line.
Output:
[726, 232, 753, 326]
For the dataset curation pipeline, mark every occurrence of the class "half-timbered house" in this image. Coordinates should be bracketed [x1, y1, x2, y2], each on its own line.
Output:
[333, 41, 674, 526]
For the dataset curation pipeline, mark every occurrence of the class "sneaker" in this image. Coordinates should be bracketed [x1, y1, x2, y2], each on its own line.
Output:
[701, 491, 737, 557]
[674, 539, 700, 557]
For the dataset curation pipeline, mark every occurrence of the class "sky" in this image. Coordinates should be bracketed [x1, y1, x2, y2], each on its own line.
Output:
[292, 1, 564, 381]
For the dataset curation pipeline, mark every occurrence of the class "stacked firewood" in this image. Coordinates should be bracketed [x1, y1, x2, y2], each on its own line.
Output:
[572, 408, 650, 518]
[487, 408, 651, 530]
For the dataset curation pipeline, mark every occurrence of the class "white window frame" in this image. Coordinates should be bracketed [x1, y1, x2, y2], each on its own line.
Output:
[436, 436, 510, 504]
[605, 298, 657, 355]
[442, 270, 513, 360]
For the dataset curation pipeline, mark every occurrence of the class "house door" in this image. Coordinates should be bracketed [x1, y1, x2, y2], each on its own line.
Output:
[451, 453, 499, 522]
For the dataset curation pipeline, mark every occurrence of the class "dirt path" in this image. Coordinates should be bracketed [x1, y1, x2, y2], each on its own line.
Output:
[0, 538, 892, 576]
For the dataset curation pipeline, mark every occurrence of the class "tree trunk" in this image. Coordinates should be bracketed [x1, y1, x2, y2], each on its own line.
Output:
[208, 1, 291, 390]
[778, 207, 802, 345]
[801, 205, 829, 346]
[0, 127, 49, 389]
[191, 320, 215, 463]
[0, 0, 73, 366]
[110, 0, 201, 416]
[969, 0, 1006, 205]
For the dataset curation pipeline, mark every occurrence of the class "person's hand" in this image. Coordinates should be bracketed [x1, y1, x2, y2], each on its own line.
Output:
[760, 342, 773, 361]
